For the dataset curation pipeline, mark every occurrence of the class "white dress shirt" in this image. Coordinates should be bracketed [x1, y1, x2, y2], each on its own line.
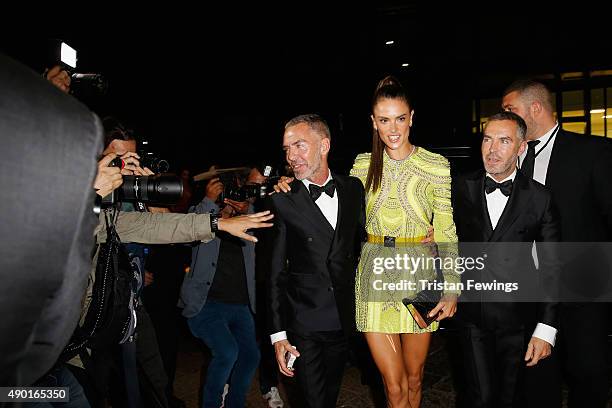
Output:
[518, 123, 559, 185]
[301, 172, 338, 229]
[485, 170, 557, 346]
[270, 171, 339, 345]
[485, 171, 517, 230]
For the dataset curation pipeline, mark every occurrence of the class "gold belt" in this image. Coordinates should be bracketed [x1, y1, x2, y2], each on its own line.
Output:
[366, 234, 426, 247]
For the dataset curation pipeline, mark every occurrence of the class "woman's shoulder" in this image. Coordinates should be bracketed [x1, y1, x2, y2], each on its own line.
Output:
[350, 152, 371, 178]
[414, 147, 450, 169]
[413, 147, 451, 178]
[352, 152, 372, 168]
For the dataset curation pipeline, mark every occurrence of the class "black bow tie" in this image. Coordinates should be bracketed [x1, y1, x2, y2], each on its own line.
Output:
[309, 179, 336, 201]
[485, 177, 513, 197]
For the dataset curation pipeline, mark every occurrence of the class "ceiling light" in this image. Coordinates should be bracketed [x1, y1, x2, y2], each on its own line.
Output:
[385, 40, 394, 45]
[590, 109, 605, 114]
[402, 63, 410, 67]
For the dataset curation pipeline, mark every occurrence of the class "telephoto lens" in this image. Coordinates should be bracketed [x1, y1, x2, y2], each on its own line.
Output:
[120, 175, 183, 205]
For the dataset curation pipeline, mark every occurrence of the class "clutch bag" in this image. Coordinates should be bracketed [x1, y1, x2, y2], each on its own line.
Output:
[402, 288, 441, 329]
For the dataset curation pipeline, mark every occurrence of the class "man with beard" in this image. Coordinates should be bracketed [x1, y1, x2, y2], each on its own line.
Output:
[265, 114, 365, 408]
[452, 111, 561, 407]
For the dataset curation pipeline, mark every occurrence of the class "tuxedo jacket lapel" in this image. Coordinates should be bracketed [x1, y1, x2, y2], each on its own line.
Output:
[545, 129, 569, 191]
[466, 172, 493, 241]
[287, 179, 335, 240]
[489, 171, 533, 242]
[329, 172, 345, 254]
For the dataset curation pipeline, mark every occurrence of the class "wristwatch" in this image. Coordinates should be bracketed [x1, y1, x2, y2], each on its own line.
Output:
[210, 213, 220, 233]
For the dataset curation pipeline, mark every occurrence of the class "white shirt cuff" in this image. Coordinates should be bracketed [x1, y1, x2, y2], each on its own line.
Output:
[532, 323, 557, 347]
[270, 331, 287, 345]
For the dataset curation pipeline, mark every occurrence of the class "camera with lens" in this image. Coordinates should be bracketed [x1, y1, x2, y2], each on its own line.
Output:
[218, 165, 280, 203]
[101, 157, 183, 207]
[71, 72, 108, 95]
[138, 140, 170, 174]
[49, 40, 108, 95]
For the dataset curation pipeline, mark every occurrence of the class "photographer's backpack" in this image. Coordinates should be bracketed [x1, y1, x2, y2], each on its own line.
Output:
[61, 208, 138, 361]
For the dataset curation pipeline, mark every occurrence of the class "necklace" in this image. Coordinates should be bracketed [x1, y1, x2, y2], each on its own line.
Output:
[386, 145, 416, 181]
[387, 145, 416, 162]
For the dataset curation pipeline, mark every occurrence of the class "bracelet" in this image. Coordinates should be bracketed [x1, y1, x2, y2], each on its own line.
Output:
[210, 213, 220, 233]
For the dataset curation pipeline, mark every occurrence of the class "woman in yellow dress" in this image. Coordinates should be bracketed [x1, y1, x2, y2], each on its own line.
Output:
[350, 76, 460, 408]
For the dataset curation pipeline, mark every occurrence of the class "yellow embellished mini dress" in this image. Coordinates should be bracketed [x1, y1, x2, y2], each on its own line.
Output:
[351, 148, 460, 333]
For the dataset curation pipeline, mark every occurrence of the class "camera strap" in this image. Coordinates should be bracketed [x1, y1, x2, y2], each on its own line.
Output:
[102, 205, 121, 246]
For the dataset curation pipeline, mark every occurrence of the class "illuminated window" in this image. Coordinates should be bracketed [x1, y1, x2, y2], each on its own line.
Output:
[562, 122, 587, 134]
[591, 89, 606, 137]
[561, 72, 584, 81]
[591, 70, 612, 77]
[562, 90, 584, 118]
[607, 88, 612, 138]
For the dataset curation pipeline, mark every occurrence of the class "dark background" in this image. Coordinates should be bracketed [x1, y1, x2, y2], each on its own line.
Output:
[3, 4, 610, 177]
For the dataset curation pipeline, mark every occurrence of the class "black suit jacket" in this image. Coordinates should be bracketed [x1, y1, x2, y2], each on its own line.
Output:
[452, 170, 561, 329]
[265, 172, 365, 336]
[545, 129, 612, 242]
[543, 130, 612, 299]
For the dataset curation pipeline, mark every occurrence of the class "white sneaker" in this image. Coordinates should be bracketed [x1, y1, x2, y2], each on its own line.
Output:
[262, 386, 284, 408]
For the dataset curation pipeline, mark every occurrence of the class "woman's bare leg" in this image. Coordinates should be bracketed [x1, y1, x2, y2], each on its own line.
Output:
[400, 332, 432, 408]
[365, 332, 411, 407]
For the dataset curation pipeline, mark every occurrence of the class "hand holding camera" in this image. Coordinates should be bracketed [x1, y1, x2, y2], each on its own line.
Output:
[45, 65, 71, 93]
[45, 41, 108, 95]
[94, 153, 123, 197]
[101, 155, 182, 206]
[205, 177, 224, 202]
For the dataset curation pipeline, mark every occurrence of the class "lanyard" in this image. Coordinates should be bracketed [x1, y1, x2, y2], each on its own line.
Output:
[534, 124, 560, 158]
[518, 124, 559, 169]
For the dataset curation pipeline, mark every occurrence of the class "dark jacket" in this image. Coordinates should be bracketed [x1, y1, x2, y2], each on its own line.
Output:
[179, 198, 256, 318]
[265, 172, 366, 336]
[452, 169, 561, 329]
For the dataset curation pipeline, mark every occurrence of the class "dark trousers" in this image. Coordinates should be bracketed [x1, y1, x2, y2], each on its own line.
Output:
[135, 308, 170, 408]
[523, 344, 561, 408]
[289, 330, 348, 408]
[76, 307, 169, 408]
[560, 303, 609, 408]
[461, 323, 527, 408]
[188, 301, 260, 408]
[256, 281, 279, 394]
[143, 244, 190, 401]
[26, 364, 91, 408]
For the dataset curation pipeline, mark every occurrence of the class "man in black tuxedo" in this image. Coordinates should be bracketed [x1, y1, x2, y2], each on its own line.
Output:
[502, 80, 612, 407]
[452, 111, 561, 407]
[265, 114, 365, 408]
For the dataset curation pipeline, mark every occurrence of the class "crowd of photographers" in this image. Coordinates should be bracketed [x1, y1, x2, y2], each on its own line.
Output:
[0, 51, 280, 408]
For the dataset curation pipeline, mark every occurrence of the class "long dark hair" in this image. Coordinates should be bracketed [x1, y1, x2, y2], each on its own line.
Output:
[365, 76, 413, 193]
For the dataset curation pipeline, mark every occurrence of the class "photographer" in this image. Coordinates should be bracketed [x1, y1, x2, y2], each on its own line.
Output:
[73, 133, 273, 407]
[93, 157, 273, 244]
[179, 174, 262, 408]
